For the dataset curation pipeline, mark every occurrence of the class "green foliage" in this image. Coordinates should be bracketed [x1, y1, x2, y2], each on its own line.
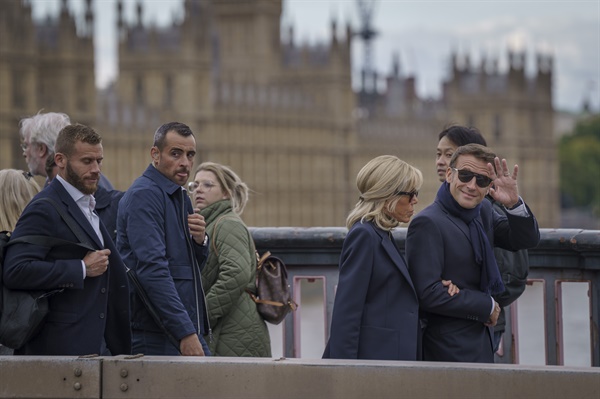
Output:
[559, 115, 600, 215]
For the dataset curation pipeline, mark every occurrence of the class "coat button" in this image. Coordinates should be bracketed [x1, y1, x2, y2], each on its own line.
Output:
[101, 288, 106, 294]
[99, 313, 105, 319]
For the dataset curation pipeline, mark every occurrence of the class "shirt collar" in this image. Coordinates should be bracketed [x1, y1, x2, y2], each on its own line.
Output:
[56, 175, 95, 210]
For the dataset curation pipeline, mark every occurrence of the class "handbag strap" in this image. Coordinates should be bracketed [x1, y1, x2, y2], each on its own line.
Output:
[7, 235, 94, 251]
[35, 197, 93, 247]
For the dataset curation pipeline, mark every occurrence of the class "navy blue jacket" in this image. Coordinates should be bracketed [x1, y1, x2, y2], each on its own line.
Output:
[117, 165, 209, 341]
[95, 186, 125, 243]
[406, 198, 539, 363]
[3, 178, 131, 355]
[323, 221, 419, 360]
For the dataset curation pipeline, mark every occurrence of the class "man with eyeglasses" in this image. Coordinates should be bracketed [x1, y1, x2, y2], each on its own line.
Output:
[19, 111, 114, 191]
[406, 143, 540, 363]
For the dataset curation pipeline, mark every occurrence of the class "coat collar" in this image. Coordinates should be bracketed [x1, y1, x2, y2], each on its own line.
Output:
[142, 164, 185, 196]
[47, 179, 105, 249]
[201, 199, 233, 226]
[367, 222, 416, 295]
[434, 200, 470, 241]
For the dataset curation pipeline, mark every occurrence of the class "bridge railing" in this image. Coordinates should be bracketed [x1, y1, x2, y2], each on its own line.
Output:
[250, 227, 600, 367]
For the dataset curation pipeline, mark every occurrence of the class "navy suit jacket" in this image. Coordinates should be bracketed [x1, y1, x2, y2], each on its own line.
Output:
[3, 178, 131, 355]
[406, 198, 539, 363]
[323, 221, 420, 360]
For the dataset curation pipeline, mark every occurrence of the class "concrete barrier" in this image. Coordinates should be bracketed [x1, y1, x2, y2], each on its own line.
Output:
[1, 356, 599, 399]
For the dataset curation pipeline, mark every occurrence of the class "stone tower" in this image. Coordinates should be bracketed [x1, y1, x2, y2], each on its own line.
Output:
[2, 0, 560, 227]
[442, 50, 558, 226]
[100, 0, 356, 226]
[0, 0, 96, 171]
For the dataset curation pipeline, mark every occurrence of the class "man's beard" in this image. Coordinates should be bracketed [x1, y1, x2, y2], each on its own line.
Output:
[66, 161, 98, 195]
[27, 156, 43, 177]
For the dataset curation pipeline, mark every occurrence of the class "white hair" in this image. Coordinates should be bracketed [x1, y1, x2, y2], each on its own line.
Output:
[19, 111, 71, 154]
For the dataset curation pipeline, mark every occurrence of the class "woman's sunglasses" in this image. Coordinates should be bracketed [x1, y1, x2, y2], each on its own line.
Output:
[452, 168, 492, 188]
[395, 190, 419, 201]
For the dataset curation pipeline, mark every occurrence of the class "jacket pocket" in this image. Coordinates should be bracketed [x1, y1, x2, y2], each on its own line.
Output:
[170, 265, 193, 280]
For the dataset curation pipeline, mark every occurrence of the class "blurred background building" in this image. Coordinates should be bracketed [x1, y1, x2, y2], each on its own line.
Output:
[3, 0, 589, 228]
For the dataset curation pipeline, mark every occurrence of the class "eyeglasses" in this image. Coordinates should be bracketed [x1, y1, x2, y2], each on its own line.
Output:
[187, 181, 217, 192]
[452, 168, 492, 188]
[22, 171, 33, 180]
[20, 142, 29, 151]
[395, 190, 419, 201]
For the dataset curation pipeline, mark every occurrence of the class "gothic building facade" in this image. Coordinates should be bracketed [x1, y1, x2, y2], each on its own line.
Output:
[0, 0, 96, 170]
[0, 0, 559, 227]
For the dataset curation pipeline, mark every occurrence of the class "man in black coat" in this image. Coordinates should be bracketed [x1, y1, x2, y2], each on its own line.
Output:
[407, 144, 539, 363]
[4, 124, 131, 356]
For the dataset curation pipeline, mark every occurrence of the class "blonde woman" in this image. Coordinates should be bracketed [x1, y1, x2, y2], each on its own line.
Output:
[0, 169, 41, 232]
[190, 162, 271, 357]
[323, 155, 458, 360]
[0, 169, 40, 355]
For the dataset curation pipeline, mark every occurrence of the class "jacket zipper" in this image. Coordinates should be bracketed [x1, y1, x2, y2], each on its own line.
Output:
[180, 190, 212, 344]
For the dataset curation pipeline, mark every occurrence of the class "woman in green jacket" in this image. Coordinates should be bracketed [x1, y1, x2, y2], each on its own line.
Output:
[190, 162, 271, 357]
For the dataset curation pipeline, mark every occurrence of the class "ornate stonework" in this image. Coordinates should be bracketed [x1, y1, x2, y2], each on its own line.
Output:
[0, 0, 558, 227]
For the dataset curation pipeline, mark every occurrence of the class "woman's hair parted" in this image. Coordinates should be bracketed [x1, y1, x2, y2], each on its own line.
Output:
[0, 169, 41, 231]
[194, 162, 250, 215]
[346, 155, 422, 231]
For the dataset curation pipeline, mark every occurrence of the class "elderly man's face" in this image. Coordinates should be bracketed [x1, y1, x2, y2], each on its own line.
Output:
[21, 137, 47, 177]
[446, 154, 491, 209]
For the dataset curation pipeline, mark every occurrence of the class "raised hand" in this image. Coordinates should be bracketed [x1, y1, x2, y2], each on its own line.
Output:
[488, 157, 520, 208]
[188, 211, 207, 245]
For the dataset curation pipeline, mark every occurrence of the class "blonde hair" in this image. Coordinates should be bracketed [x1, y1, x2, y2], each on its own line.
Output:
[346, 155, 423, 230]
[194, 162, 249, 215]
[0, 169, 41, 231]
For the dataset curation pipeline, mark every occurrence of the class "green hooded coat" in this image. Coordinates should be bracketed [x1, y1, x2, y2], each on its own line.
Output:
[201, 200, 271, 357]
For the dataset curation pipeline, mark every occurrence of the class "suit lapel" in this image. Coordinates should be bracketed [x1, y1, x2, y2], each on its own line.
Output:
[371, 224, 417, 295]
[50, 180, 103, 249]
[435, 201, 470, 241]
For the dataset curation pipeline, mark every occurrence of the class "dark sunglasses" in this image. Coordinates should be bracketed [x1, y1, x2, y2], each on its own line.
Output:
[452, 168, 492, 188]
[395, 190, 419, 201]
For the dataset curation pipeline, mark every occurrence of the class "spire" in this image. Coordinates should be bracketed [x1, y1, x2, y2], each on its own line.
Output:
[391, 52, 401, 78]
[85, 0, 94, 37]
[288, 24, 294, 47]
[116, 0, 123, 31]
[330, 17, 338, 47]
[136, 0, 143, 27]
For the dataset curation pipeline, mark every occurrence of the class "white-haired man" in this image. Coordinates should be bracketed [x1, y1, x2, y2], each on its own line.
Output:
[19, 111, 114, 190]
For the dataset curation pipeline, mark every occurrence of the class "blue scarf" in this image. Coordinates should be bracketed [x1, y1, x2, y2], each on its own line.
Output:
[435, 182, 505, 296]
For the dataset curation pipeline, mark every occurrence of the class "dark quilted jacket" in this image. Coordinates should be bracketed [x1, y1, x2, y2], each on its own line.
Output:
[200, 200, 271, 357]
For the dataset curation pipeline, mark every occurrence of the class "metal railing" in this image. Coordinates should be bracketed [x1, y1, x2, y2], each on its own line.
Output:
[251, 227, 600, 367]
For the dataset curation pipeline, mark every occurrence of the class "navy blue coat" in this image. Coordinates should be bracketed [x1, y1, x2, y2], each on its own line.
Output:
[406, 198, 539, 363]
[3, 179, 131, 356]
[95, 186, 125, 243]
[323, 221, 420, 360]
[117, 165, 209, 343]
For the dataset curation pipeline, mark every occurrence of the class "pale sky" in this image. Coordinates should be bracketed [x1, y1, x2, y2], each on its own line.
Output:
[30, 0, 600, 112]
